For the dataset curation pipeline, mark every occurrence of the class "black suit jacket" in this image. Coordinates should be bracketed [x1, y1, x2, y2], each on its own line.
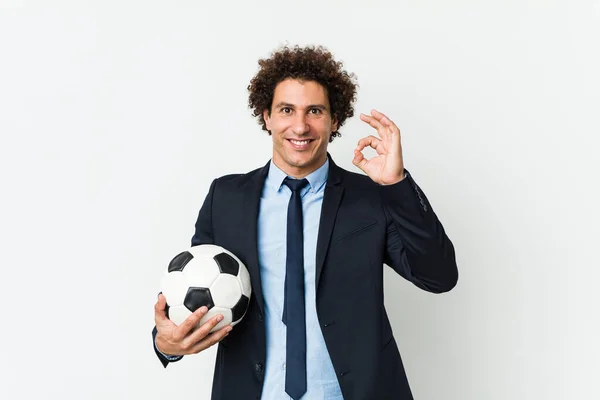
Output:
[153, 155, 458, 400]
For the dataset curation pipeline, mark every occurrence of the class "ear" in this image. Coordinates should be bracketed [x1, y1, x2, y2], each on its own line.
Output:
[263, 109, 272, 131]
[332, 114, 339, 132]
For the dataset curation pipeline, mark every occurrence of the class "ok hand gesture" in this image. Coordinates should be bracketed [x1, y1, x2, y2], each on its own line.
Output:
[353, 109, 406, 185]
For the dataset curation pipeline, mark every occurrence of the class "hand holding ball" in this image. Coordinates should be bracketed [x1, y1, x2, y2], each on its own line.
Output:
[161, 244, 252, 332]
[154, 245, 252, 356]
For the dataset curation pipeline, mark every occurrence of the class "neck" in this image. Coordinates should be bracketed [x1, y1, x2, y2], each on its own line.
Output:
[272, 155, 327, 179]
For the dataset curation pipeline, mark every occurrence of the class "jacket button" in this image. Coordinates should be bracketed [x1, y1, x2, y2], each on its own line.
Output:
[255, 363, 263, 373]
[258, 313, 263, 322]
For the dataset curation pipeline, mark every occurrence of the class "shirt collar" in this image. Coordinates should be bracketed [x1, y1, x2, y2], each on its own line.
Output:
[266, 157, 329, 194]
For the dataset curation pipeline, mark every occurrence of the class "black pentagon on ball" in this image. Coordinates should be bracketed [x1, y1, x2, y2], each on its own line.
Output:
[232, 294, 249, 322]
[213, 252, 239, 275]
[184, 287, 215, 312]
[168, 251, 194, 272]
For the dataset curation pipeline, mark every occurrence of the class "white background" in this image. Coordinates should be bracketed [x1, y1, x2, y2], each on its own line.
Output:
[1, 1, 599, 399]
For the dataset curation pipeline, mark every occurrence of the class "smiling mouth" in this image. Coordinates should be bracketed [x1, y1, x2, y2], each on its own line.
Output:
[287, 138, 314, 150]
[289, 139, 313, 145]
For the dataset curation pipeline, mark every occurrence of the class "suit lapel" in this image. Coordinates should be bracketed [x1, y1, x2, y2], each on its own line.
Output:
[241, 161, 270, 315]
[315, 155, 344, 291]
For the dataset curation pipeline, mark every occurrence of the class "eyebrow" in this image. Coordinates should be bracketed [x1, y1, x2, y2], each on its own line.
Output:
[273, 102, 329, 111]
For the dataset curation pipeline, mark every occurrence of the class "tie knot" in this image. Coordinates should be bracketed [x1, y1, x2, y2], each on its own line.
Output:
[283, 177, 309, 192]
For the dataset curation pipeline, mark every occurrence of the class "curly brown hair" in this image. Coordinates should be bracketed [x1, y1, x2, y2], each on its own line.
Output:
[247, 45, 358, 142]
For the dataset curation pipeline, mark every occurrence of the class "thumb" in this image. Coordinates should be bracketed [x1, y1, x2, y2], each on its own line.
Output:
[154, 293, 170, 325]
[353, 149, 368, 172]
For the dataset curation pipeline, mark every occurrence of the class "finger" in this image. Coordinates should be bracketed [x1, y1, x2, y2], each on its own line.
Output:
[369, 110, 402, 152]
[352, 148, 368, 171]
[356, 135, 383, 154]
[189, 325, 233, 354]
[154, 293, 169, 324]
[360, 113, 392, 140]
[183, 313, 226, 348]
[359, 113, 385, 132]
[370, 109, 401, 136]
[172, 306, 209, 342]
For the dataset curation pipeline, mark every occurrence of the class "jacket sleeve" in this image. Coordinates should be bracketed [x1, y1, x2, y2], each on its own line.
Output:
[152, 179, 217, 367]
[191, 179, 217, 247]
[380, 170, 458, 293]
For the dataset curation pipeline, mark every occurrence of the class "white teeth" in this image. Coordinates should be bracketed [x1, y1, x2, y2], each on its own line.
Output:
[290, 140, 310, 145]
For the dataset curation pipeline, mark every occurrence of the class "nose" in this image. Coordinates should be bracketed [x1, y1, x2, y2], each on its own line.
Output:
[291, 113, 310, 135]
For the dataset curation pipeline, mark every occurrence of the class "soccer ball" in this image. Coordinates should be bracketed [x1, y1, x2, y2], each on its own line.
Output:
[161, 244, 251, 333]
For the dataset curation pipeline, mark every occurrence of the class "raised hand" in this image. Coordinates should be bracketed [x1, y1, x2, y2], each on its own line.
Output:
[353, 109, 405, 185]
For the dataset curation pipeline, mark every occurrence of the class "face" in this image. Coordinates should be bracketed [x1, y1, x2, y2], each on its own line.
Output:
[263, 79, 338, 178]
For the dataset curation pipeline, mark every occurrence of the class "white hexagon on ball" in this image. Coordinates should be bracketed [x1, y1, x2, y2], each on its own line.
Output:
[210, 274, 242, 309]
[182, 255, 220, 288]
[237, 264, 252, 298]
[189, 244, 225, 258]
[160, 271, 187, 306]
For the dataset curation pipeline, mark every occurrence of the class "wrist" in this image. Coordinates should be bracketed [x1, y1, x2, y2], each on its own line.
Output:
[155, 336, 181, 358]
[378, 170, 407, 186]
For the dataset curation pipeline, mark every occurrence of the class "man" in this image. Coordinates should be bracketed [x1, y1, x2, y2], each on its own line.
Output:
[152, 45, 458, 400]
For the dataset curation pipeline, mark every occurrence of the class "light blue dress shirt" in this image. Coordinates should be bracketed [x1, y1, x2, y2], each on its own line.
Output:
[258, 158, 342, 400]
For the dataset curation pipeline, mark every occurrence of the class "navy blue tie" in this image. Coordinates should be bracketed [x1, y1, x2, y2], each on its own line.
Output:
[282, 177, 309, 400]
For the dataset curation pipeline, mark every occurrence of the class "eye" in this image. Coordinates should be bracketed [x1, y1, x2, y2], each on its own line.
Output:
[281, 107, 292, 114]
[309, 108, 322, 115]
